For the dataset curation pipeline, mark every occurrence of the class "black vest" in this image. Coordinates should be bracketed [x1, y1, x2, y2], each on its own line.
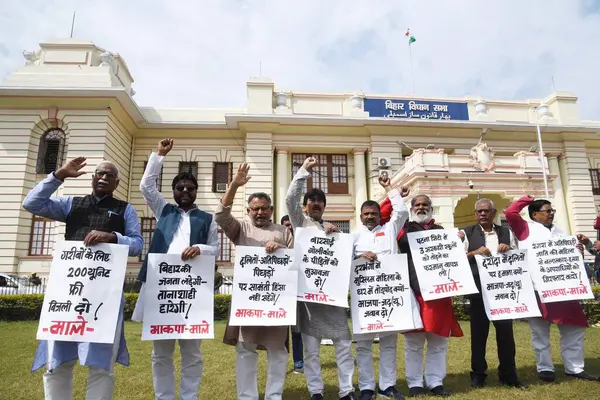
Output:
[398, 221, 444, 296]
[64, 195, 128, 240]
[464, 223, 511, 290]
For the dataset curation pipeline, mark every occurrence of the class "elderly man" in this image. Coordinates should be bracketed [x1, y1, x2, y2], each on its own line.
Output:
[380, 194, 463, 397]
[134, 138, 219, 400]
[23, 157, 143, 400]
[286, 157, 357, 400]
[216, 162, 293, 400]
[353, 176, 410, 400]
[458, 198, 525, 389]
[505, 196, 599, 383]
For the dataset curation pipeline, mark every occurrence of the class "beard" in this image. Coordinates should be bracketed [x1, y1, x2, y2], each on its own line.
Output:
[411, 210, 433, 224]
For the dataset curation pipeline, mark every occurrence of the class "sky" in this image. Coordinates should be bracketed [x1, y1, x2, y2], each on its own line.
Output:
[0, 0, 599, 120]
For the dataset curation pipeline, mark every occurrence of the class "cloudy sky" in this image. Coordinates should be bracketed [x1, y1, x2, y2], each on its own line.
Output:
[1, 0, 599, 120]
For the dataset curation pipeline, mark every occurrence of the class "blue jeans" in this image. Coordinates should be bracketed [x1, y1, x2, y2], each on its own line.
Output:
[291, 331, 303, 364]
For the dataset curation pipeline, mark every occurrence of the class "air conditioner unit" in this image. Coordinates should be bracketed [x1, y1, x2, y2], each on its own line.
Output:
[378, 157, 392, 169]
[216, 183, 227, 193]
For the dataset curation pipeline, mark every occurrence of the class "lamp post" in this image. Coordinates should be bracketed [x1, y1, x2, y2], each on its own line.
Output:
[535, 105, 550, 198]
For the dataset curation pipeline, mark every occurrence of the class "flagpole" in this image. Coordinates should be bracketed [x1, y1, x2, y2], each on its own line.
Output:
[70, 10, 76, 38]
[409, 43, 415, 94]
[535, 112, 550, 199]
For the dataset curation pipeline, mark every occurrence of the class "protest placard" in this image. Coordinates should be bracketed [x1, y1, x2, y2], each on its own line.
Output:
[142, 253, 215, 340]
[37, 241, 128, 343]
[229, 246, 297, 326]
[407, 228, 478, 301]
[475, 250, 541, 320]
[294, 227, 354, 307]
[529, 236, 594, 303]
[350, 254, 421, 334]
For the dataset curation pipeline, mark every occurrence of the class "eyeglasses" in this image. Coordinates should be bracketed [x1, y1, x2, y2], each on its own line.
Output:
[537, 209, 556, 214]
[175, 185, 197, 192]
[94, 170, 117, 180]
[249, 206, 271, 213]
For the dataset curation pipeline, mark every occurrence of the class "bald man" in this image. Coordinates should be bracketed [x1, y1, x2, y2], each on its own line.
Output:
[23, 157, 143, 400]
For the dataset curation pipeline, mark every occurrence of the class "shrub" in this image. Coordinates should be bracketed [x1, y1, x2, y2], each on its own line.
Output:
[0, 294, 44, 320]
[3, 291, 600, 324]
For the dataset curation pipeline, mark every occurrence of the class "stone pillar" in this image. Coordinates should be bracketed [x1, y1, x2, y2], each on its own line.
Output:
[244, 131, 274, 214]
[560, 142, 596, 237]
[353, 149, 368, 227]
[275, 148, 290, 222]
[548, 156, 570, 234]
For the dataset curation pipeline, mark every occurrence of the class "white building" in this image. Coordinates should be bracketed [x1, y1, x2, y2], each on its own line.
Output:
[1, 38, 599, 277]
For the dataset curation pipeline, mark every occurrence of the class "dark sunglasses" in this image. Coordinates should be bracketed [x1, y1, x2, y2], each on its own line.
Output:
[175, 185, 197, 192]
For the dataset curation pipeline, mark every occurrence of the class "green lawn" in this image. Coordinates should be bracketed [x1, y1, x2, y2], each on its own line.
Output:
[1, 321, 600, 399]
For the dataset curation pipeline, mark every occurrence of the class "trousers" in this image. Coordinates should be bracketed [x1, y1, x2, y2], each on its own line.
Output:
[405, 332, 448, 389]
[291, 331, 304, 363]
[469, 294, 517, 381]
[236, 342, 288, 400]
[529, 317, 585, 374]
[152, 339, 203, 400]
[43, 317, 122, 400]
[302, 333, 355, 397]
[355, 334, 398, 391]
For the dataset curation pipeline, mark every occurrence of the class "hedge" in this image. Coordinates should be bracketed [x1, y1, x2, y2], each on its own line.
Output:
[3, 288, 600, 324]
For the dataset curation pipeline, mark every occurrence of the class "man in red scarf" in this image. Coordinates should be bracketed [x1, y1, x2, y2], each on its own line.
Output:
[380, 195, 463, 397]
[504, 195, 599, 383]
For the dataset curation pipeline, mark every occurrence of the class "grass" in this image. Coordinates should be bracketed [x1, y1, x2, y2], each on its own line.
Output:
[1, 321, 600, 399]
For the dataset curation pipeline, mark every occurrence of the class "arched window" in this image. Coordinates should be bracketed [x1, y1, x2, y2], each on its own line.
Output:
[37, 128, 66, 174]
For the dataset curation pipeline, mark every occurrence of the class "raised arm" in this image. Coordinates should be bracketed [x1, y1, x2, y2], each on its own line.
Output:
[214, 162, 251, 243]
[140, 139, 172, 219]
[23, 157, 88, 222]
[381, 178, 410, 237]
[285, 157, 317, 229]
[119, 205, 144, 256]
[504, 195, 533, 241]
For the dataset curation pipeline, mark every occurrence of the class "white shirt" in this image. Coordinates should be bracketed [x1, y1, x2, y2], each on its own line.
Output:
[140, 152, 219, 256]
[353, 189, 409, 257]
[460, 225, 517, 253]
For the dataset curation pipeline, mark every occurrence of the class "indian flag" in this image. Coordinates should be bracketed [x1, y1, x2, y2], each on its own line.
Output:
[405, 29, 416, 45]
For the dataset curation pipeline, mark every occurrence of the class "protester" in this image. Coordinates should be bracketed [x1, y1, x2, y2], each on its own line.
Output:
[23, 157, 142, 400]
[505, 195, 599, 383]
[353, 176, 410, 400]
[135, 138, 219, 400]
[286, 157, 357, 400]
[459, 198, 526, 388]
[216, 162, 293, 400]
[381, 194, 463, 397]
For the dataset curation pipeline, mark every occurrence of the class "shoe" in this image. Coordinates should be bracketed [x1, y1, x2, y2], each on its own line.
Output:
[311, 395, 324, 400]
[538, 370, 556, 382]
[408, 387, 426, 397]
[293, 360, 304, 374]
[565, 371, 600, 381]
[430, 386, 451, 397]
[321, 338, 334, 345]
[500, 379, 529, 389]
[340, 393, 358, 400]
[359, 389, 375, 400]
[470, 377, 486, 388]
[378, 386, 405, 399]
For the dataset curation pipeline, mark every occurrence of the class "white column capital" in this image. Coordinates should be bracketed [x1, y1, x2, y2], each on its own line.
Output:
[353, 148, 368, 155]
[276, 147, 289, 154]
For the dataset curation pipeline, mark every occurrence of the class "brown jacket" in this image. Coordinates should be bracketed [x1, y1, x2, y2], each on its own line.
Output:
[215, 202, 293, 350]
